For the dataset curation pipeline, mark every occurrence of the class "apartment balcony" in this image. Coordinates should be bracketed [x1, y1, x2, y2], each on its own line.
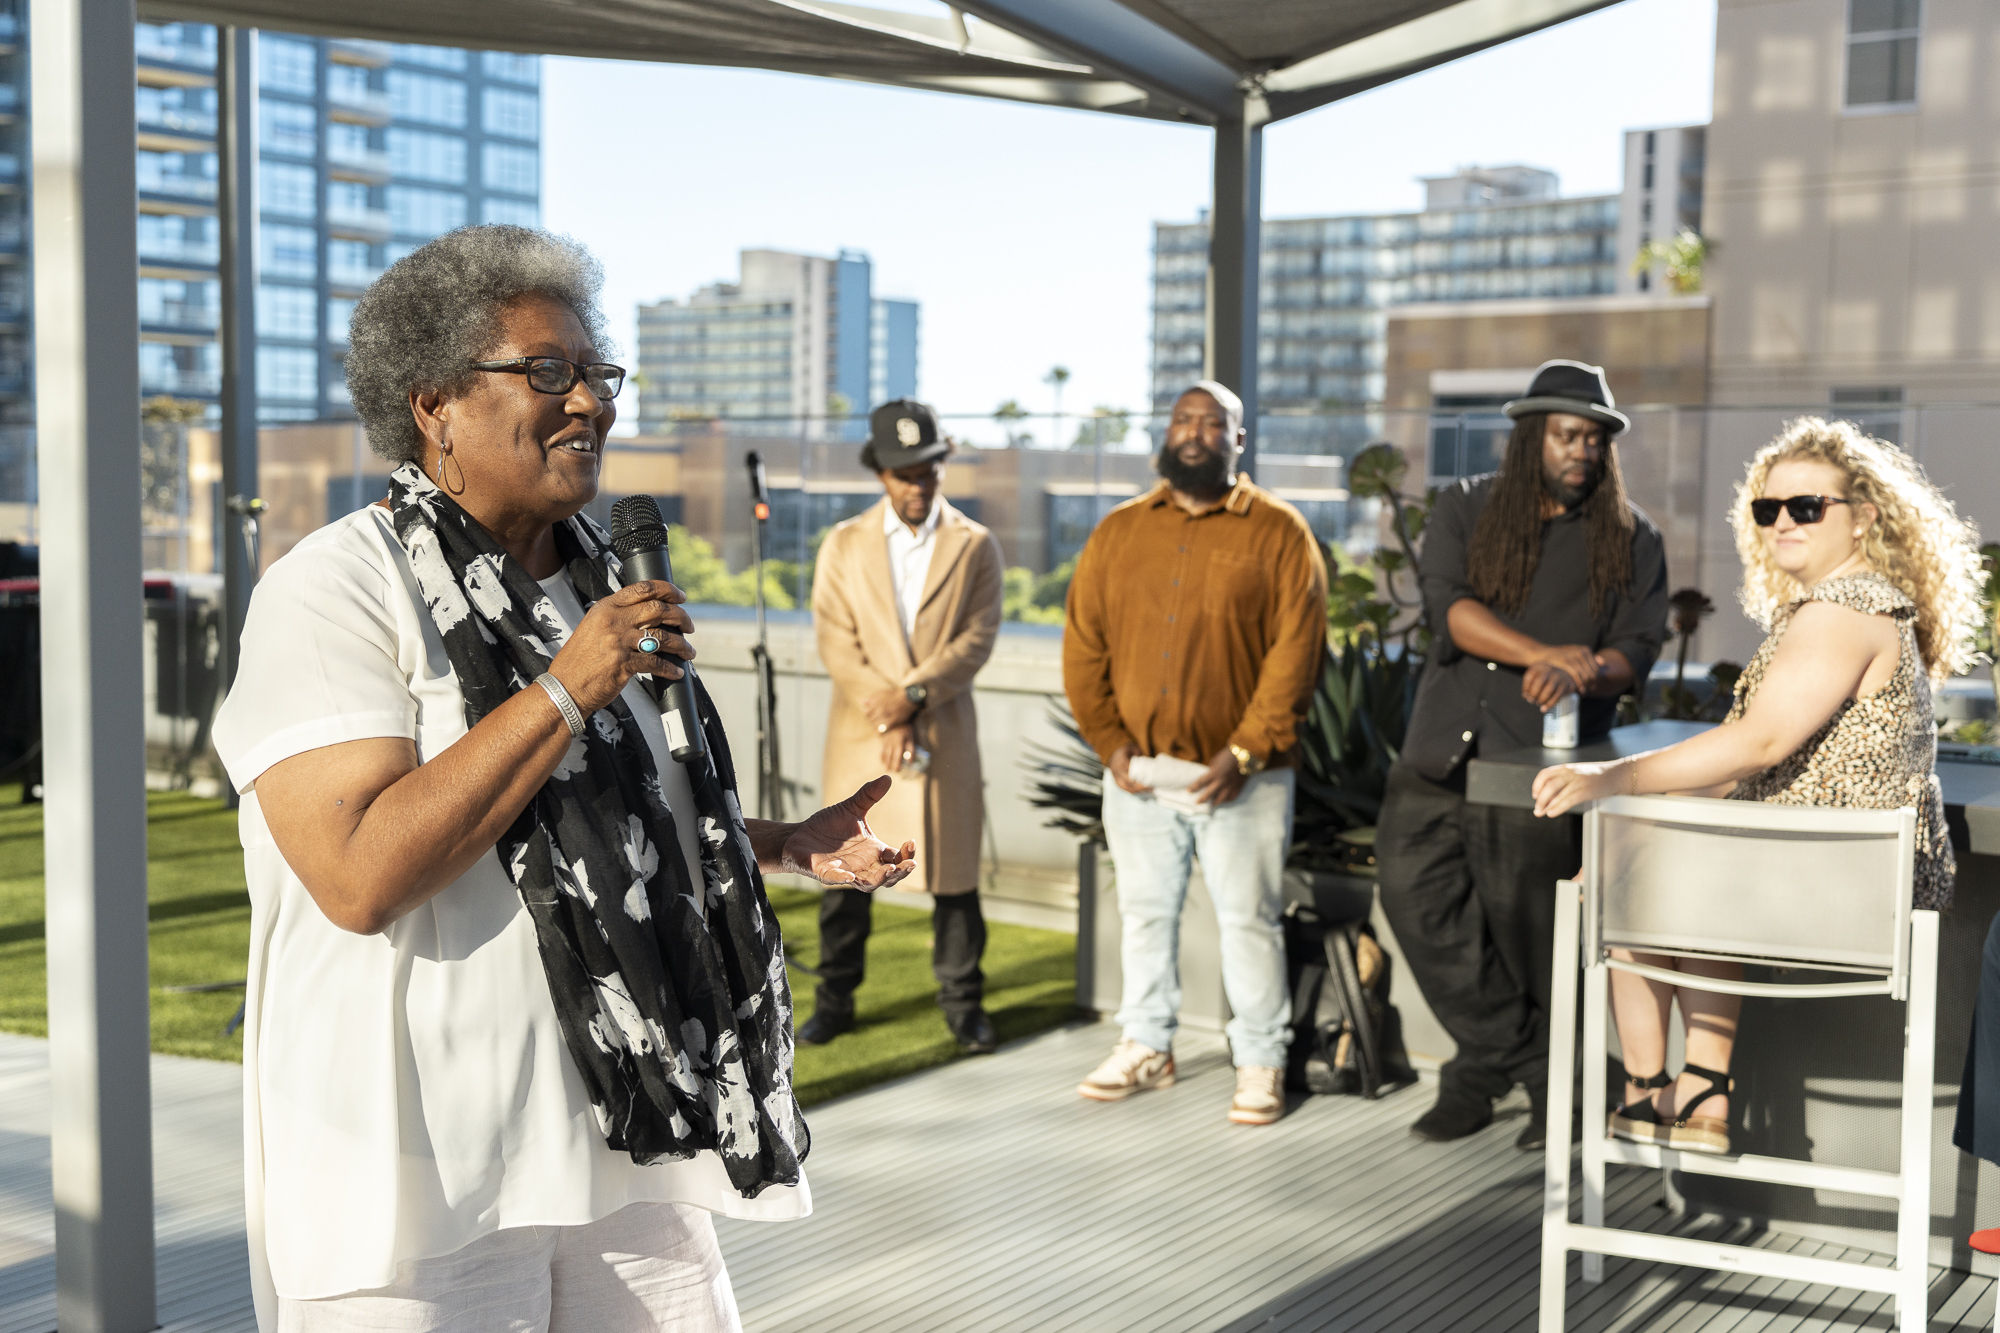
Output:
[328, 258, 385, 292]
[327, 85, 392, 127]
[326, 202, 392, 241]
[326, 142, 392, 184]
[139, 365, 219, 396]
[136, 104, 217, 138]
[138, 236, 220, 267]
[134, 25, 216, 70]
[328, 38, 394, 68]
[142, 301, 220, 332]
[137, 171, 217, 204]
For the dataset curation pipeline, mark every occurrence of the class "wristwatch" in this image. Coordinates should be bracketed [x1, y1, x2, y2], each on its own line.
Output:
[905, 684, 929, 711]
[1229, 744, 1265, 777]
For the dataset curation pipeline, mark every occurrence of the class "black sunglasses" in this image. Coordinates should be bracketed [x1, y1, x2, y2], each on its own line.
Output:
[1750, 494, 1849, 527]
[472, 356, 625, 401]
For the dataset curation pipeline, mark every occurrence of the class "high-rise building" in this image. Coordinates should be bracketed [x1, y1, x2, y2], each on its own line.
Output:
[1616, 124, 1706, 294]
[0, 18, 544, 525]
[1149, 166, 1622, 446]
[634, 247, 918, 436]
[131, 24, 542, 427]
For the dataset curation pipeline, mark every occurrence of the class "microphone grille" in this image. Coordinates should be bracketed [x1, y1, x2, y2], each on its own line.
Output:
[609, 494, 669, 560]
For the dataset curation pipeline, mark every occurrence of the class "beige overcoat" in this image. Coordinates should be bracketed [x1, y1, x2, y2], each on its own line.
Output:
[812, 498, 1004, 896]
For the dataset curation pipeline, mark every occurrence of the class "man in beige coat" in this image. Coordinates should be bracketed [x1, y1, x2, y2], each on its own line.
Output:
[804, 399, 1007, 1053]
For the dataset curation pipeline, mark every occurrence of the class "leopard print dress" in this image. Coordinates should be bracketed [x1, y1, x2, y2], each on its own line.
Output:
[1726, 571, 1955, 910]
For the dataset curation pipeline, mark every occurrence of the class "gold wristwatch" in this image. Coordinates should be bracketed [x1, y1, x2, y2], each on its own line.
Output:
[1229, 744, 1266, 777]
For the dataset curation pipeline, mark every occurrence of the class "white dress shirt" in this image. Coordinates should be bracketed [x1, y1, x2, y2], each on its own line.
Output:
[884, 497, 943, 643]
[210, 507, 807, 1320]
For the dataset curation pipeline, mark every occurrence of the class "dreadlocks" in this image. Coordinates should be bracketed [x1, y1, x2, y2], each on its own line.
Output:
[1466, 413, 1635, 617]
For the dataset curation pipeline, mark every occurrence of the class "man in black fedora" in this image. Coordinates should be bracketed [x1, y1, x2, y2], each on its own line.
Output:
[804, 399, 1007, 1052]
[1378, 359, 1669, 1149]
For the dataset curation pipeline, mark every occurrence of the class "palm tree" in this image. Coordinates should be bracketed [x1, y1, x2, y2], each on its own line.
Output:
[993, 398, 1029, 447]
[1044, 365, 1070, 449]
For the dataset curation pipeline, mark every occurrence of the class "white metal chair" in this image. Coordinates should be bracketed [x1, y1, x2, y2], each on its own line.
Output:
[1538, 794, 1934, 1331]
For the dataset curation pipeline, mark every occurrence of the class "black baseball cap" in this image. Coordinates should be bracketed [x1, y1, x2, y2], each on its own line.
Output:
[861, 398, 950, 471]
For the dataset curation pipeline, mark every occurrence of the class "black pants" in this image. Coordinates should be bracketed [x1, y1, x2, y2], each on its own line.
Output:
[1375, 761, 1582, 1103]
[814, 888, 987, 1019]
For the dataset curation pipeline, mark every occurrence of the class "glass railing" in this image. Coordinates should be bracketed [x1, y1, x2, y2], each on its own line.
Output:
[140, 366, 220, 395]
[325, 203, 392, 235]
[325, 142, 392, 176]
[137, 104, 217, 137]
[263, 129, 318, 158]
[326, 85, 392, 119]
[142, 301, 220, 330]
[136, 171, 217, 202]
[138, 235, 221, 265]
[329, 38, 394, 67]
[135, 24, 216, 69]
[327, 260, 385, 289]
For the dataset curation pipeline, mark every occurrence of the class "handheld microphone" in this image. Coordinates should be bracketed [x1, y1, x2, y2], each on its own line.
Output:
[746, 451, 770, 522]
[609, 495, 709, 766]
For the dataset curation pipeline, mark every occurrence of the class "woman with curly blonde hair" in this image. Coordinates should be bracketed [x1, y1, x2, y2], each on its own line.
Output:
[1530, 416, 1983, 1156]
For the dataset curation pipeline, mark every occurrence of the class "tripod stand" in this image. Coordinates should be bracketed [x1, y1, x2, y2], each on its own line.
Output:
[746, 452, 785, 820]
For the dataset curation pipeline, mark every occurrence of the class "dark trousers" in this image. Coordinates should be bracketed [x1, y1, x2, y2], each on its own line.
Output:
[814, 888, 987, 1019]
[1375, 761, 1582, 1103]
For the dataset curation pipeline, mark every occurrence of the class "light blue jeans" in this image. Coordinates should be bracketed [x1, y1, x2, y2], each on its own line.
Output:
[1101, 768, 1295, 1068]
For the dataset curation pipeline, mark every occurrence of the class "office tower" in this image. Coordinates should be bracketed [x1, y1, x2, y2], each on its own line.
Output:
[1617, 125, 1706, 295]
[634, 247, 919, 437]
[1149, 165, 1624, 445]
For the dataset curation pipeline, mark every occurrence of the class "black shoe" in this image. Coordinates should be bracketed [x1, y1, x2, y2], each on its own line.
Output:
[797, 1006, 853, 1046]
[1517, 1094, 1548, 1153]
[946, 1008, 998, 1054]
[1409, 1090, 1493, 1143]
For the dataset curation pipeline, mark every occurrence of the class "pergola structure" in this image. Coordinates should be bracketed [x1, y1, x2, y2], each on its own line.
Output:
[32, 0, 1618, 1326]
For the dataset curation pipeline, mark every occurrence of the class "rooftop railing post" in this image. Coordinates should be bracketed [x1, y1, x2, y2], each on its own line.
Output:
[1206, 91, 1265, 476]
[216, 26, 259, 722]
[30, 0, 158, 1328]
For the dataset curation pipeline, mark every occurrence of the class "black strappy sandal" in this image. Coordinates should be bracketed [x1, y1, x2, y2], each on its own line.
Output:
[1607, 1067, 1671, 1145]
[1666, 1063, 1733, 1155]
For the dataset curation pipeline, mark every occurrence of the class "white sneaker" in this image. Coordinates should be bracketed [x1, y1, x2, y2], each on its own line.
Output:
[1076, 1039, 1176, 1102]
[1229, 1065, 1285, 1125]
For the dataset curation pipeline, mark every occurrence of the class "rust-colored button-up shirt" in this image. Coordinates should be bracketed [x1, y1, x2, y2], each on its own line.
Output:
[1063, 477, 1328, 767]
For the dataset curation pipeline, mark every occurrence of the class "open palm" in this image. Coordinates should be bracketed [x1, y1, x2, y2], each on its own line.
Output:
[779, 776, 916, 889]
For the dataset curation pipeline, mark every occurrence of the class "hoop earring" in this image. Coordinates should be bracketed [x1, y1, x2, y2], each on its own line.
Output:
[440, 447, 465, 495]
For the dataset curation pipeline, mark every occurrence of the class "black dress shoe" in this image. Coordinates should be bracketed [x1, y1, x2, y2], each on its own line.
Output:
[797, 1007, 853, 1046]
[1409, 1090, 1493, 1142]
[946, 1008, 998, 1054]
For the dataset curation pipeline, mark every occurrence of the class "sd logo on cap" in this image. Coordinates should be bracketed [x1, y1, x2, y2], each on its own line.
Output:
[862, 398, 949, 472]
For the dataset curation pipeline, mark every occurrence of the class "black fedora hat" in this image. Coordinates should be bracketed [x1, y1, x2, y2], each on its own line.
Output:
[1503, 360, 1630, 436]
[861, 398, 950, 471]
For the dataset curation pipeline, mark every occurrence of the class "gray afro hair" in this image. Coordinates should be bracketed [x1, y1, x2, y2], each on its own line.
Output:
[346, 225, 613, 464]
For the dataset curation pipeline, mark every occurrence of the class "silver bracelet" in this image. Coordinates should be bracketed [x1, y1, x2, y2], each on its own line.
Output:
[535, 672, 587, 739]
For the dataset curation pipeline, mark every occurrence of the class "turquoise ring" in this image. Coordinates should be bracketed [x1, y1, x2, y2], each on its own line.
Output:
[637, 634, 662, 655]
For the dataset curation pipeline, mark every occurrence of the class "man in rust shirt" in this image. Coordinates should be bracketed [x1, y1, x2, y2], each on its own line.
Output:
[1063, 380, 1327, 1126]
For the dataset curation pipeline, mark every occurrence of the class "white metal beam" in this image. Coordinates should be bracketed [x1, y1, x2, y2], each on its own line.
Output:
[30, 0, 157, 1329]
[1263, 0, 1621, 121]
[949, 0, 1243, 121]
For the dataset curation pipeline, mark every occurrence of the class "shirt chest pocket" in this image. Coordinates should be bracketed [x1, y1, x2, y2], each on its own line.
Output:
[1200, 548, 1265, 616]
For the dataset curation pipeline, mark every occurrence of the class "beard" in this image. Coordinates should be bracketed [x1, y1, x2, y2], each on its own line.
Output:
[1157, 443, 1233, 498]
[1542, 460, 1602, 511]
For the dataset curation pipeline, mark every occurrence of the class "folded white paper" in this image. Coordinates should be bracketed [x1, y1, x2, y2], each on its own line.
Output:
[1126, 753, 1216, 817]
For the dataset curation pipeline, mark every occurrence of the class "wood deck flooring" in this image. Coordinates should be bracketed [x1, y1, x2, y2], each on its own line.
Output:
[0, 1025, 1991, 1332]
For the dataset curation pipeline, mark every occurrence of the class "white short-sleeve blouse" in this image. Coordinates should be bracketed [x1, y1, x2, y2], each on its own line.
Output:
[211, 507, 808, 1325]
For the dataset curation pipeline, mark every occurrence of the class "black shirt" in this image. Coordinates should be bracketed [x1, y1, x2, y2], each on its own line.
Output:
[1402, 474, 1670, 781]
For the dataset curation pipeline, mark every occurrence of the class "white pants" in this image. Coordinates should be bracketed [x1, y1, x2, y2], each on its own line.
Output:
[276, 1203, 742, 1333]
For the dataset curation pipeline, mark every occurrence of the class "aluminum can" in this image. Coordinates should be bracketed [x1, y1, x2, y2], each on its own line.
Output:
[1543, 693, 1580, 749]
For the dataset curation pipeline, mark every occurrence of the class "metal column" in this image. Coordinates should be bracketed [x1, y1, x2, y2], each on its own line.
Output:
[29, 0, 157, 1329]
[1205, 93, 1265, 474]
[216, 26, 258, 691]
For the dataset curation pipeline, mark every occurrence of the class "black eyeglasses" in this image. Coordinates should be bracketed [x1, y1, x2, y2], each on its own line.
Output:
[1750, 494, 1849, 527]
[472, 357, 626, 401]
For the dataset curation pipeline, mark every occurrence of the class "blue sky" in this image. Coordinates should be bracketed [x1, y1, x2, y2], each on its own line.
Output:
[545, 0, 1716, 438]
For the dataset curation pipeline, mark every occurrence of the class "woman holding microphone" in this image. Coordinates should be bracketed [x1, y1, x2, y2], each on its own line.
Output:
[215, 226, 913, 1331]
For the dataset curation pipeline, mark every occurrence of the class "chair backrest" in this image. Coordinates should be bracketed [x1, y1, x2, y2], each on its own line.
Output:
[1582, 795, 1915, 982]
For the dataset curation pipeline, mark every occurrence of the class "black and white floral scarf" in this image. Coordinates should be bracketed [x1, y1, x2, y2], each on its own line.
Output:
[387, 461, 806, 1196]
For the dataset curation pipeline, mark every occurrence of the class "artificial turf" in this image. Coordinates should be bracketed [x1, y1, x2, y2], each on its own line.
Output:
[0, 787, 1079, 1104]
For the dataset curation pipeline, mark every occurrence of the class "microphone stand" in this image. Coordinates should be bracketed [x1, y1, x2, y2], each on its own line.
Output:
[746, 453, 785, 820]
